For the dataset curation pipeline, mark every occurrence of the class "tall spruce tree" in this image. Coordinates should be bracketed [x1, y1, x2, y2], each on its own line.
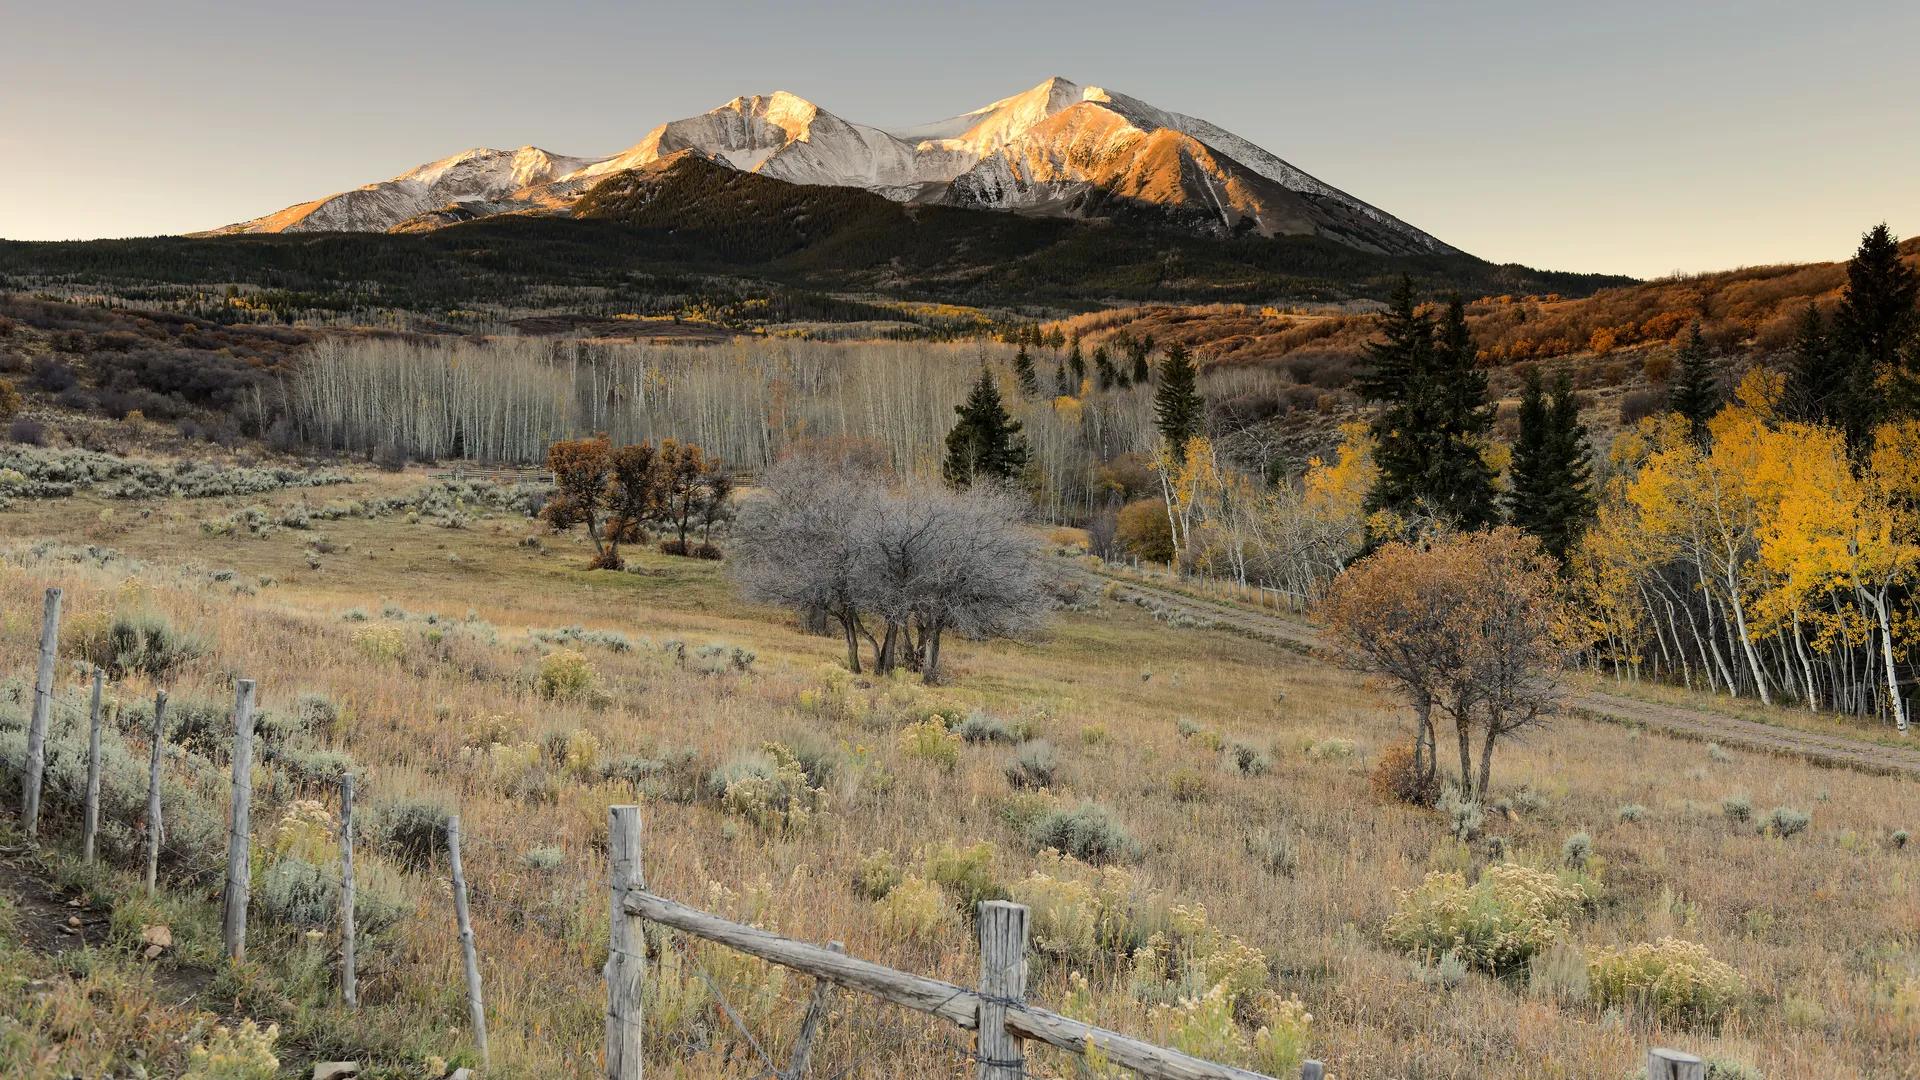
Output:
[1668, 321, 1720, 442]
[1358, 282, 1497, 531]
[1054, 359, 1072, 398]
[1154, 342, 1204, 462]
[1785, 304, 1842, 424]
[1834, 223, 1919, 448]
[943, 366, 1030, 488]
[1132, 334, 1155, 385]
[1012, 345, 1040, 399]
[1507, 369, 1593, 561]
[1066, 337, 1087, 391]
[1093, 345, 1117, 391]
[1425, 297, 1499, 529]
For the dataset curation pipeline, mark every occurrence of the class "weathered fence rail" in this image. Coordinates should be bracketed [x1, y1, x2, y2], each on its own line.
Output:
[606, 805, 1302, 1080]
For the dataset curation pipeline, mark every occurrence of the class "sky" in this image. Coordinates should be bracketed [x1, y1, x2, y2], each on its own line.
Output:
[2, 0, 1916, 278]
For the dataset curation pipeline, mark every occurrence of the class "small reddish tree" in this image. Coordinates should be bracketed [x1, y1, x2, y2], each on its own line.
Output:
[605, 441, 663, 549]
[1321, 539, 1469, 794]
[544, 435, 732, 566]
[657, 439, 712, 550]
[1322, 528, 1573, 801]
[544, 435, 617, 568]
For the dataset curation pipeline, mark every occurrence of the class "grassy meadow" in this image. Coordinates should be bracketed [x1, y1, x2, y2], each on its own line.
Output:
[3, 469, 1918, 1079]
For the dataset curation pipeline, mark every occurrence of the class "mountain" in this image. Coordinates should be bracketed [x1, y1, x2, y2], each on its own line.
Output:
[208, 146, 597, 235]
[8, 148, 1628, 327]
[902, 78, 1447, 255]
[210, 77, 1453, 255]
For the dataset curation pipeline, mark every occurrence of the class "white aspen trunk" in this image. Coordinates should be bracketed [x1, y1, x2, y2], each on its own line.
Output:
[1720, 558, 1772, 705]
[1867, 589, 1909, 733]
[1790, 610, 1819, 711]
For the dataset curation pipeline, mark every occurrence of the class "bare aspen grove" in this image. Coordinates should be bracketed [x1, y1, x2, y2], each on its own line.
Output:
[291, 336, 1173, 520]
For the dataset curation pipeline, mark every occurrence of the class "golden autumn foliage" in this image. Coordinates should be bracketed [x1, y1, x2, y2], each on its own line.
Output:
[1573, 392, 1920, 728]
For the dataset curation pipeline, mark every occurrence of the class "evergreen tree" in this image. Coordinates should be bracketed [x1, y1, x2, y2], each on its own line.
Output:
[1154, 342, 1204, 461]
[1425, 297, 1499, 529]
[1784, 304, 1843, 424]
[1833, 223, 1918, 447]
[1507, 369, 1594, 562]
[1667, 321, 1719, 442]
[1066, 337, 1087, 390]
[1054, 360, 1072, 398]
[1109, 333, 1136, 388]
[1093, 344, 1117, 391]
[1132, 334, 1155, 385]
[943, 366, 1030, 488]
[1012, 345, 1039, 399]
[1358, 282, 1497, 531]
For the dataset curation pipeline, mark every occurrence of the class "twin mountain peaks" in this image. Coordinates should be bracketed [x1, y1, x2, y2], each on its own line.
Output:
[213, 77, 1454, 257]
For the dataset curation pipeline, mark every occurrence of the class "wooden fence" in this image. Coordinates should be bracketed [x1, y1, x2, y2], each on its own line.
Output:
[599, 807, 1710, 1080]
[11, 589, 1715, 1079]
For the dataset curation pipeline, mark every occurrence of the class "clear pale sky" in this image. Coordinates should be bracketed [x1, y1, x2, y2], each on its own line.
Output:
[3, 0, 1915, 278]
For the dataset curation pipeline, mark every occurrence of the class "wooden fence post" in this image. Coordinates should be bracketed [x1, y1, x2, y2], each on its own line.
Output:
[340, 772, 357, 1008]
[976, 900, 1028, 1080]
[605, 805, 644, 1080]
[447, 814, 489, 1068]
[1647, 1048, 1704, 1080]
[222, 679, 256, 963]
[144, 690, 167, 895]
[1300, 1061, 1325, 1080]
[81, 669, 104, 863]
[784, 941, 845, 1080]
[23, 586, 62, 838]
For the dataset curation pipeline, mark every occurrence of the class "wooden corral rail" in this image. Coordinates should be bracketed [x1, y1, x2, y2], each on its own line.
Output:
[605, 805, 1312, 1080]
[602, 806, 1709, 1080]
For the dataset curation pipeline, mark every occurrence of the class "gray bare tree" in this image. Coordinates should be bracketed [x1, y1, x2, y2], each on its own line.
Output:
[733, 459, 1050, 683]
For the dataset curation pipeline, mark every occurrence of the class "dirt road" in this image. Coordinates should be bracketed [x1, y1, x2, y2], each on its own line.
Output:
[1089, 568, 1920, 779]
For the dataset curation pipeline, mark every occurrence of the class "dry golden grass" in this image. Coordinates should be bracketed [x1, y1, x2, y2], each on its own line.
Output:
[4, 472, 1918, 1078]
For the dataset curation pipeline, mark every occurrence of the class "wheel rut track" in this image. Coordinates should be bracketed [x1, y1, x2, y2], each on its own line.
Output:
[1084, 567, 1920, 779]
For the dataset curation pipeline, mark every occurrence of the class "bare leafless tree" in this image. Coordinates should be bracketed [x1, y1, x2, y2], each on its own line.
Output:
[731, 458, 875, 671]
[732, 461, 1050, 682]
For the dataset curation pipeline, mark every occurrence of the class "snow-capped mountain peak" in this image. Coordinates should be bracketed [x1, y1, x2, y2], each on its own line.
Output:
[210, 77, 1455, 255]
[890, 75, 1085, 150]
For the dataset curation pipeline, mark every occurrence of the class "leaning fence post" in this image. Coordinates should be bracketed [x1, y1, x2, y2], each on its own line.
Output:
[1647, 1048, 1705, 1080]
[222, 679, 256, 963]
[339, 772, 357, 1008]
[975, 900, 1028, 1080]
[81, 669, 105, 863]
[605, 805, 644, 1080]
[23, 586, 63, 838]
[447, 814, 489, 1068]
[144, 690, 168, 895]
[785, 941, 845, 1079]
